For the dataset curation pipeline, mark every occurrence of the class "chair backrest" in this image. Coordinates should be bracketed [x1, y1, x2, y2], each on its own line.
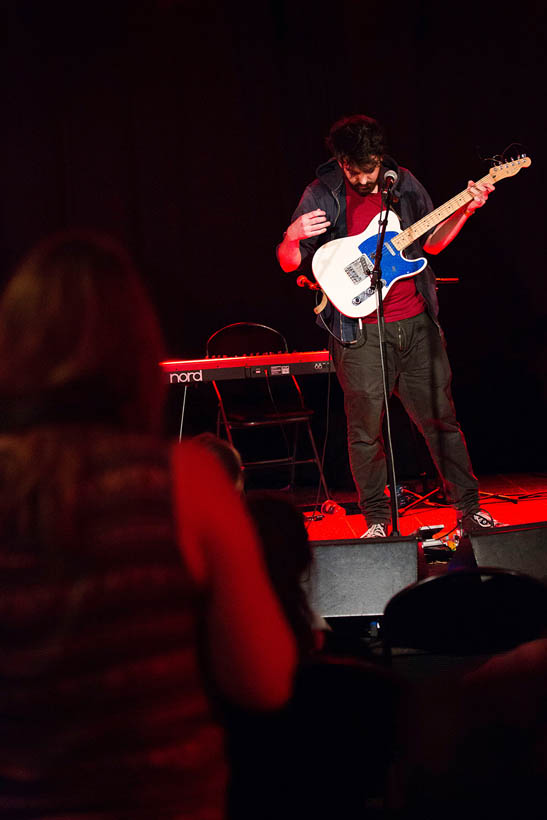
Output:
[206, 323, 288, 357]
[382, 567, 547, 656]
[205, 323, 304, 414]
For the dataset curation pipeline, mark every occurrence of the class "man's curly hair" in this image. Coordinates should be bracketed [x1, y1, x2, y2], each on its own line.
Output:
[326, 114, 385, 167]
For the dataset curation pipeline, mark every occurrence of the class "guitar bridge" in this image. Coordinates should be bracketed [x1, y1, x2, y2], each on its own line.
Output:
[345, 254, 373, 284]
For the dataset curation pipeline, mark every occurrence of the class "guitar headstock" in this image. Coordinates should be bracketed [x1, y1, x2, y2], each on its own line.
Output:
[489, 156, 532, 181]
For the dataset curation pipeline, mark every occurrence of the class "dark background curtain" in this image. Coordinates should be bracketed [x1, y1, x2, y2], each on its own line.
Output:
[2, 0, 545, 483]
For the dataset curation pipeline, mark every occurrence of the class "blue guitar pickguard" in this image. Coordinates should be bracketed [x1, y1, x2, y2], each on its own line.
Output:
[358, 232, 425, 287]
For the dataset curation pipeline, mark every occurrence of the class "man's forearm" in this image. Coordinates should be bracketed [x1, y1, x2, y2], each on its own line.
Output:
[277, 234, 302, 272]
[277, 208, 331, 271]
[424, 178, 493, 255]
[423, 206, 474, 255]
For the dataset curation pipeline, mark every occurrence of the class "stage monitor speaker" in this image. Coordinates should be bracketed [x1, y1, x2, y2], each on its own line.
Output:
[307, 536, 418, 618]
[469, 521, 547, 582]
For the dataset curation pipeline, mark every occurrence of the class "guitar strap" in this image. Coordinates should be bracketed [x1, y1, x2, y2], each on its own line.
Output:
[313, 290, 328, 315]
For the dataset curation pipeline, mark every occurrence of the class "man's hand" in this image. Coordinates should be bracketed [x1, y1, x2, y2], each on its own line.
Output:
[286, 209, 331, 241]
[465, 179, 495, 214]
[277, 208, 331, 272]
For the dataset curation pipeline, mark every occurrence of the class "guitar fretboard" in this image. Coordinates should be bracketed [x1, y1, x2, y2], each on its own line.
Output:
[391, 157, 531, 251]
[391, 173, 494, 252]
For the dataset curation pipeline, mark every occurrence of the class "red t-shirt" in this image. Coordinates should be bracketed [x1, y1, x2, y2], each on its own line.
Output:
[344, 179, 425, 324]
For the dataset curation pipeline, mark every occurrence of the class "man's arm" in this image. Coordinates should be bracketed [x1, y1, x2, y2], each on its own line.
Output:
[424, 179, 494, 255]
[277, 208, 331, 272]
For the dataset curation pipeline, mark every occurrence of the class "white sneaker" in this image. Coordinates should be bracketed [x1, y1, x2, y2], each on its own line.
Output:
[360, 522, 388, 539]
[460, 509, 503, 533]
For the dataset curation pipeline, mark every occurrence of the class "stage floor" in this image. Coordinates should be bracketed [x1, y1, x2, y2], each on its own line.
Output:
[297, 472, 547, 544]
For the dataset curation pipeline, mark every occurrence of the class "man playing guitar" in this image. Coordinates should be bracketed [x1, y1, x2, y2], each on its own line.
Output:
[277, 114, 497, 538]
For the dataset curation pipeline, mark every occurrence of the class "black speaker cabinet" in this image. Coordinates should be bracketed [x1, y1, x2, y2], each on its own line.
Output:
[469, 521, 547, 582]
[307, 536, 418, 617]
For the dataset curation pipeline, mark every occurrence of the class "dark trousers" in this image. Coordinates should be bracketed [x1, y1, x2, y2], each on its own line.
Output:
[333, 311, 479, 525]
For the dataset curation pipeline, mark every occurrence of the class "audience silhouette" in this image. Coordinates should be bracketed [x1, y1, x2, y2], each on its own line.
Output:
[0, 231, 296, 819]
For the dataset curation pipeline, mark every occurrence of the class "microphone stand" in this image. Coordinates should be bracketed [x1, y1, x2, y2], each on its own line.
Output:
[369, 180, 400, 535]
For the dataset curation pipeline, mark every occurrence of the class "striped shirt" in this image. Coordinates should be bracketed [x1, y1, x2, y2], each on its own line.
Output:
[0, 429, 226, 819]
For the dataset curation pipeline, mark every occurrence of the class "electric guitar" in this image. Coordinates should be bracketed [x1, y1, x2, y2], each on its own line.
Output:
[312, 156, 532, 318]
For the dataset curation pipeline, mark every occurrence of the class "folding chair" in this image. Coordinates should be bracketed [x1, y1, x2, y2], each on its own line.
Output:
[206, 322, 329, 498]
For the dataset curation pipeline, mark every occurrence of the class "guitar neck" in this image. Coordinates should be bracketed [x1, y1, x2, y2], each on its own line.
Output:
[391, 172, 494, 252]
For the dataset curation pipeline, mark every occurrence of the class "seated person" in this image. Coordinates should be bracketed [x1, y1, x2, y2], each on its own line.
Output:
[227, 491, 404, 819]
[193, 431, 245, 493]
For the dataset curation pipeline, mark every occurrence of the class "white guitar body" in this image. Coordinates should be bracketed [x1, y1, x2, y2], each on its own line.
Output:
[312, 210, 427, 319]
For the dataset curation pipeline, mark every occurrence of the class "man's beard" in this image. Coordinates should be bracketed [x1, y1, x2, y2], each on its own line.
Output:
[350, 181, 376, 196]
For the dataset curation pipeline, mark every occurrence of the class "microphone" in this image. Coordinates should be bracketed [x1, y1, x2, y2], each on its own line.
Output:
[296, 275, 321, 291]
[382, 169, 398, 194]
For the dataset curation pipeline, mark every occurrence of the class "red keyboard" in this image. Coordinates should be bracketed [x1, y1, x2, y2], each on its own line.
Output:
[160, 350, 334, 384]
